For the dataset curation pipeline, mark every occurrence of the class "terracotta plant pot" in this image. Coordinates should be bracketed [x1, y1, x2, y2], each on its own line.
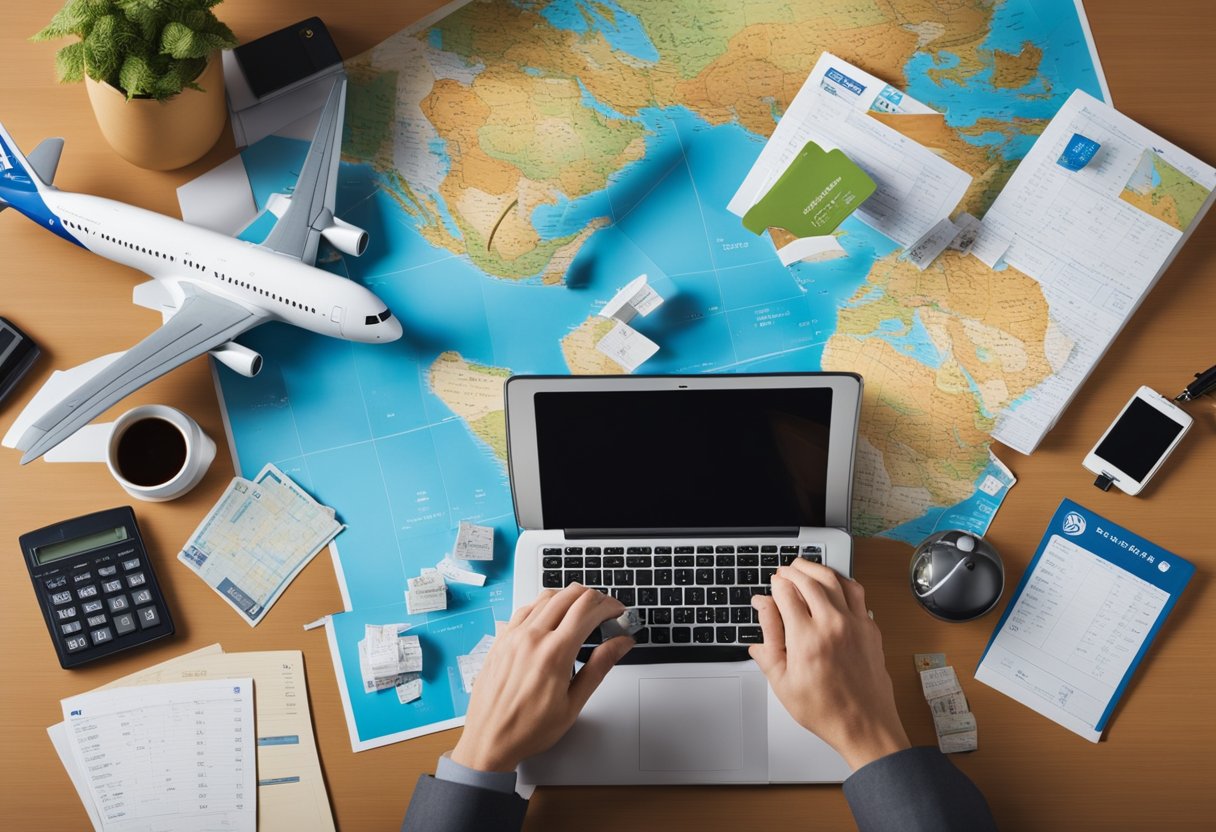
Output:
[84, 54, 226, 170]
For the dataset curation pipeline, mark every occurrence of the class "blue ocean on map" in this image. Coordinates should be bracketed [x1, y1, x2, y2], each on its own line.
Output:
[217, 0, 1106, 745]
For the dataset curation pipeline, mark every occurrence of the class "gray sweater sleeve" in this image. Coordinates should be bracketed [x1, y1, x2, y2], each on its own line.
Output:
[401, 774, 528, 832]
[842, 746, 997, 832]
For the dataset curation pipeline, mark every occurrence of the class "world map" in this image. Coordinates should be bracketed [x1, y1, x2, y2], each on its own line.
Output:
[217, 0, 1107, 745]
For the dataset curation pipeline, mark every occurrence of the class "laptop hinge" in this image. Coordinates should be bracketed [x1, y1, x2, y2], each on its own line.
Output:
[563, 527, 800, 540]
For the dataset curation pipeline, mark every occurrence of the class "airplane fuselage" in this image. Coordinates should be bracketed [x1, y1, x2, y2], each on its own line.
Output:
[33, 189, 402, 343]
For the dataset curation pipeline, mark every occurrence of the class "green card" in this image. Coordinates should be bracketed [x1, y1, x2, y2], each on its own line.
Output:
[742, 141, 876, 237]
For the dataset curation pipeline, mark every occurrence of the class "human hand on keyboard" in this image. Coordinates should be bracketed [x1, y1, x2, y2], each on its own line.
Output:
[451, 584, 635, 773]
[748, 560, 911, 771]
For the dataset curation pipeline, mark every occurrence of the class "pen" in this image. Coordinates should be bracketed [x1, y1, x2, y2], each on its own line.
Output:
[1175, 363, 1216, 402]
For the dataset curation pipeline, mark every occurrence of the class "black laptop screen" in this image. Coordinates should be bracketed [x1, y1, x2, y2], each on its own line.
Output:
[532, 387, 833, 530]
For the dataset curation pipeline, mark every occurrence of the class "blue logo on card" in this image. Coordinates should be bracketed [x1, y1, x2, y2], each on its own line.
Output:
[1063, 512, 1086, 535]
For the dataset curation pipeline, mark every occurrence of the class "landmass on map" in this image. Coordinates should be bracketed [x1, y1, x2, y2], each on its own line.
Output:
[822, 248, 1073, 535]
[429, 351, 511, 461]
[1119, 149, 1212, 232]
[304, 0, 1104, 548]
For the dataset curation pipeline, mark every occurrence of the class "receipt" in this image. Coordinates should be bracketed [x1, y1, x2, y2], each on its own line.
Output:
[396, 676, 422, 704]
[453, 521, 495, 561]
[919, 666, 962, 699]
[436, 557, 487, 587]
[600, 274, 664, 323]
[914, 652, 947, 672]
[947, 212, 982, 254]
[934, 713, 978, 753]
[405, 572, 447, 615]
[928, 691, 970, 717]
[902, 217, 958, 270]
[360, 626, 423, 694]
[595, 321, 659, 372]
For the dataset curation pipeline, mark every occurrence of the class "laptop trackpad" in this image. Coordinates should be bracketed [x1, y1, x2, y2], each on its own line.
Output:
[638, 676, 743, 772]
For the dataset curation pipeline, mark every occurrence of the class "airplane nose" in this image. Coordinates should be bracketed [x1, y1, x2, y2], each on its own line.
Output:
[386, 317, 403, 341]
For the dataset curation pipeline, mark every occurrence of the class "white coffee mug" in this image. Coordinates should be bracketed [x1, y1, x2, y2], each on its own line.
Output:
[105, 405, 216, 502]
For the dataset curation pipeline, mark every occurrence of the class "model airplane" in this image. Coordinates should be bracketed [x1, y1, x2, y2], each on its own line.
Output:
[0, 77, 402, 464]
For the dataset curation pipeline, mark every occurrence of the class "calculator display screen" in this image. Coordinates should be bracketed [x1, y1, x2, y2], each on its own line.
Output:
[35, 525, 131, 564]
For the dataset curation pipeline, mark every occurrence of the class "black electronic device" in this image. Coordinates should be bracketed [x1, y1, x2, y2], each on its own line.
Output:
[910, 531, 1005, 622]
[0, 316, 41, 405]
[20, 507, 175, 669]
[233, 17, 342, 99]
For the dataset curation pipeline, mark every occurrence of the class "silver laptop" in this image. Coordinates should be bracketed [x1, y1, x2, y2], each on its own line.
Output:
[506, 373, 862, 786]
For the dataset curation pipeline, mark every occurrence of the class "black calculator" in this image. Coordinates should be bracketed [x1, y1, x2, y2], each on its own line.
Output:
[21, 507, 175, 668]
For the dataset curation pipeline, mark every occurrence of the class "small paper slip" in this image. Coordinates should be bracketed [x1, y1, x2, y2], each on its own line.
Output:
[436, 557, 487, 587]
[600, 274, 664, 323]
[396, 677, 422, 704]
[453, 521, 495, 561]
[901, 217, 958, 270]
[405, 571, 447, 615]
[920, 666, 962, 699]
[595, 320, 659, 372]
[928, 691, 970, 718]
[976, 499, 1194, 742]
[914, 652, 947, 671]
[61, 678, 256, 832]
[934, 713, 978, 754]
[179, 464, 343, 625]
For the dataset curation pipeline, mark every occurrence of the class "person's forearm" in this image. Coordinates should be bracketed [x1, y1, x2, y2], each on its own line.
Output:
[842, 746, 997, 832]
[401, 756, 528, 832]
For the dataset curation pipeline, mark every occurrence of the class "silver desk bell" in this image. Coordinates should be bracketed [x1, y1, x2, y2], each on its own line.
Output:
[910, 531, 1004, 622]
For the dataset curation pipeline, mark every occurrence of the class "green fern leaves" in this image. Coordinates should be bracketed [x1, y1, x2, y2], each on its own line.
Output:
[33, 0, 238, 101]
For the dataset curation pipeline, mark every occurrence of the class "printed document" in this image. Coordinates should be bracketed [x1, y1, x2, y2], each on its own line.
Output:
[50, 646, 335, 832]
[179, 463, 344, 624]
[987, 90, 1216, 454]
[729, 52, 971, 248]
[976, 500, 1193, 741]
[60, 678, 256, 832]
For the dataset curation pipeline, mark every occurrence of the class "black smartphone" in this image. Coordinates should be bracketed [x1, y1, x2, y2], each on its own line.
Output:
[233, 17, 343, 100]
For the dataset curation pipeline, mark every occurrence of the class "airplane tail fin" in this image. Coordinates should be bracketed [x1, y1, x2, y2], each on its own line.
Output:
[0, 121, 60, 205]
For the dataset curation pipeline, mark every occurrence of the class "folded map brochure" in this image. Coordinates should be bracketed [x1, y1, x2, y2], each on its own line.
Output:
[742, 140, 875, 238]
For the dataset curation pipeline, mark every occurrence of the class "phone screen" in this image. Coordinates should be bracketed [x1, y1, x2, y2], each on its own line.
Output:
[1094, 398, 1184, 481]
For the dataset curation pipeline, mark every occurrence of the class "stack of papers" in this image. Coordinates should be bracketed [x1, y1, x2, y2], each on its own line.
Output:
[915, 653, 977, 754]
[48, 645, 335, 831]
[359, 624, 424, 703]
[456, 634, 496, 694]
[179, 464, 343, 625]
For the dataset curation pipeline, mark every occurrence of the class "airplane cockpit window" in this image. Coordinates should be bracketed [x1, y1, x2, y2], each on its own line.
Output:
[378, 310, 392, 322]
[365, 314, 379, 325]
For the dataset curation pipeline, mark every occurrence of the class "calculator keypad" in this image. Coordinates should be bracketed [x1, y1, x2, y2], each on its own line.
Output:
[28, 511, 173, 669]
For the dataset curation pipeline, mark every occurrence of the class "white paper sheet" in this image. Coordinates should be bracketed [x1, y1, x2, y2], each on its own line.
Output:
[986, 90, 1216, 454]
[61, 678, 256, 832]
[594, 320, 659, 372]
[975, 534, 1170, 741]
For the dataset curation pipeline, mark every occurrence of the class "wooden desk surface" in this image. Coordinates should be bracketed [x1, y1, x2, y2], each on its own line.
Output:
[2, 1, 1213, 829]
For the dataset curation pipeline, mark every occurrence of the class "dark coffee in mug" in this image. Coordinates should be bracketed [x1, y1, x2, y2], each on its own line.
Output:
[114, 417, 188, 487]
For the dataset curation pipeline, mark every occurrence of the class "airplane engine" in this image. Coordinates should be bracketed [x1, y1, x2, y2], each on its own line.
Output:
[209, 342, 263, 377]
[320, 217, 369, 257]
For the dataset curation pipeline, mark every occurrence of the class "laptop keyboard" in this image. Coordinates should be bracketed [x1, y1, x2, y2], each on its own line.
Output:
[540, 542, 824, 663]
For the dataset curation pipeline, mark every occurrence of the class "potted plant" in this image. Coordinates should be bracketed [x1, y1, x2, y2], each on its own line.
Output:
[33, 0, 239, 170]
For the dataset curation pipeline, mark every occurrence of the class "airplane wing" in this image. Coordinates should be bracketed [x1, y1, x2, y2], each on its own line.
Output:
[258, 76, 346, 265]
[16, 290, 266, 463]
